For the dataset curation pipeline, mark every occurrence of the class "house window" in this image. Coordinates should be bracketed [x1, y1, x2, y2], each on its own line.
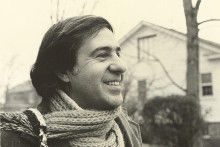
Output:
[137, 35, 156, 62]
[201, 73, 213, 96]
[138, 80, 147, 101]
[202, 86, 213, 96]
[203, 123, 209, 135]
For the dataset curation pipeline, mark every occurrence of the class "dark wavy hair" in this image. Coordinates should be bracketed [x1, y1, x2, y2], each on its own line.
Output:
[30, 15, 113, 109]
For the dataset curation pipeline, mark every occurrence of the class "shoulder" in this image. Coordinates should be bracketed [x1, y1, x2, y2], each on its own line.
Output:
[127, 116, 142, 139]
[1, 130, 39, 147]
[0, 111, 40, 147]
[120, 111, 142, 137]
[119, 107, 141, 131]
[118, 108, 142, 145]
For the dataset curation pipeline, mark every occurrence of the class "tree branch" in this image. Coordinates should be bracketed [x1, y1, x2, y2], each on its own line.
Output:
[147, 75, 156, 89]
[198, 19, 220, 25]
[90, 0, 99, 14]
[50, 0, 54, 25]
[79, 0, 86, 16]
[143, 50, 187, 92]
[150, 83, 173, 91]
[60, 9, 65, 21]
[195, 0, 201, 10]
[56, 0, 60, 22]
[124, 39, 186, 92]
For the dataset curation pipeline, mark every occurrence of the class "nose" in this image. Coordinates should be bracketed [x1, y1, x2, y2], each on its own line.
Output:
[108, 55, 127, 74]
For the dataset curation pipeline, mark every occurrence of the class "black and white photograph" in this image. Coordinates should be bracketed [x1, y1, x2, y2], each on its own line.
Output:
[0, 0, 220, 147]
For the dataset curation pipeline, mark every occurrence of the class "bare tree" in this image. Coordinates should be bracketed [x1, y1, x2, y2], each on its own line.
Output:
[50, 0, 99, 25]
[183, 0, 201, 104]
[183, 0, 220, 100]
[0, 55, 21, 104]
[183, 0, 210, 146]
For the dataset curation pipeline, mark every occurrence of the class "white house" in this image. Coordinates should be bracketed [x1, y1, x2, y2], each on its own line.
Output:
[119, 21, 220, 123]
[3, 80, 41, 111]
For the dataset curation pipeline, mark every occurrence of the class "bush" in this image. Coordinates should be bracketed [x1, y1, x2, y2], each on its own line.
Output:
[141, 95, 204, 147]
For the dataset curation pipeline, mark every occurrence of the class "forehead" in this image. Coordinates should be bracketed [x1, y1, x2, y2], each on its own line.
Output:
[78, 28, 119, 55]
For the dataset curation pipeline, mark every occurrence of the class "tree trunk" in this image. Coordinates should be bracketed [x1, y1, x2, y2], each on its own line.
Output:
[183, 0, 202, 147]
[183, 0, 199, 103]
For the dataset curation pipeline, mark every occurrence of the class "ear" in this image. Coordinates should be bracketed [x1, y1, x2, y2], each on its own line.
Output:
[55, 70, 70, 83]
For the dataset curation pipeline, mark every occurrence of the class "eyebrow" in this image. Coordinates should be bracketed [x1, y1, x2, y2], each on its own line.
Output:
[90, 46, 121, 57]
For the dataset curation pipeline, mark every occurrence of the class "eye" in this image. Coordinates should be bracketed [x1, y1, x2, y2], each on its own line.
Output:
[96, 52, 110, 58]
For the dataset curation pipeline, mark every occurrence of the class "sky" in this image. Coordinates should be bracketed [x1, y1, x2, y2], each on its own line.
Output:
[0, 0, 220, 103]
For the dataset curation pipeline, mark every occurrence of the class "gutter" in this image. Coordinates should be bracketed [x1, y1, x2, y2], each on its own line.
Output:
[206, 54, 220, 60]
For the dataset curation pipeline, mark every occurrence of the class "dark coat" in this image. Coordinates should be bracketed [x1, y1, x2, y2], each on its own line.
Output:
[1, 112, 142, 147]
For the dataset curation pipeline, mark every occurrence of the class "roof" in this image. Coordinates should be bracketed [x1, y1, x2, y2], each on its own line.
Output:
[119, 21, 220, 53]
[8, 80, 33, 93]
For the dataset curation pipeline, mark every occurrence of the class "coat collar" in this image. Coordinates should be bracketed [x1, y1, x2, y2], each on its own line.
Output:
[116, 112, 142, 147]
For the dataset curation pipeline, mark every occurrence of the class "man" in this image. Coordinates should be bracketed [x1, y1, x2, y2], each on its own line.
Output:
[1, 15, 142, 147]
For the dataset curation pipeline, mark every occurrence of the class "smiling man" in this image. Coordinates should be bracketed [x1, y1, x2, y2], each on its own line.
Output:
[65, 28, 126, 110]
[1, 15, 142, 147]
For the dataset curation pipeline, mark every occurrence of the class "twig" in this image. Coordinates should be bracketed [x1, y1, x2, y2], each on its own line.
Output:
[143, 50, 186, 92]
[198, 19, 220, 26]
[125, 39, 186, 92]
[56, 0, 60, 22]
[50, 0, 54, 25]
[90, 0, 99, 14]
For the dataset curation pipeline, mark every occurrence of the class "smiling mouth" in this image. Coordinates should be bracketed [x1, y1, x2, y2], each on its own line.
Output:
[104, 81, 120, 86]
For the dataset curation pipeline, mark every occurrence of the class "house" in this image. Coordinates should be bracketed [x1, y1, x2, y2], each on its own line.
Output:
[119, 21, 220, 137]
[3, 80, 41, 111]
[0, 103, 3, 111]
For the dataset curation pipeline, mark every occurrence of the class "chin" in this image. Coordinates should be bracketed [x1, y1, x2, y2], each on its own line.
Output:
[103, 96, 123, 110]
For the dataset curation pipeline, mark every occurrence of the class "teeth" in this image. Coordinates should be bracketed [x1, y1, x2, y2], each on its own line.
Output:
[107, 82, 120, 86]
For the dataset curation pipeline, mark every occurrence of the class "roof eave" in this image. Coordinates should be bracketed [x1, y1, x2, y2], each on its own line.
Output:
[119, 21, 220, 53]
[206, 54, 220, 60]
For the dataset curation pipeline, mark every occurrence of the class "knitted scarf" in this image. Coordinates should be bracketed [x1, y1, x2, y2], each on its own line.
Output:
[0, 90, 125, 147]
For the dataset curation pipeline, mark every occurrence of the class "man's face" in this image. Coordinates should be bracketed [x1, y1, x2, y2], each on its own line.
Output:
[67, 28, 126, 110]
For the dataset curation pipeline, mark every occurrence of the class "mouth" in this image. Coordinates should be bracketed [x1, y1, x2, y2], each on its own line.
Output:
[103, 80, 122, 93]
[104, 81, 120, 86]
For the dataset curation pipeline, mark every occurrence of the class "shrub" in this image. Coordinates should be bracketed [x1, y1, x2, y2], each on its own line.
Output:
[141, 95, 204, 147]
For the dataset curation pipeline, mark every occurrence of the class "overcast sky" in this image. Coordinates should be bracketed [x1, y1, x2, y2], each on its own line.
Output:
[0, 0, 220, 102]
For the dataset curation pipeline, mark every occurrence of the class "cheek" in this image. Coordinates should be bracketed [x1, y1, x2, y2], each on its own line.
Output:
[76, 68, 103, 88]
[82, 63, 108, 79]
[75, 60, 110, 87]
